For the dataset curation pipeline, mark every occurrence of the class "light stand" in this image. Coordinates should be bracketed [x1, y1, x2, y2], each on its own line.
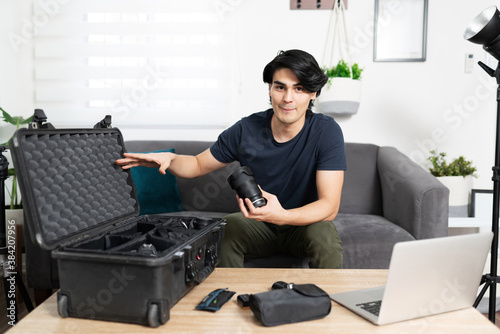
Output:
[465, 5, 500, 323]
[471, 61, 500, 322]
[0, 146, 33, 324]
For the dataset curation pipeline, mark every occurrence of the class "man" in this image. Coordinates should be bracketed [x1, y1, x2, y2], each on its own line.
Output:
[116, 49, 346, 268]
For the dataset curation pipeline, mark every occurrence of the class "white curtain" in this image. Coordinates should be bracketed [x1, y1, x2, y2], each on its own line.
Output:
[33, 0, 232, 128]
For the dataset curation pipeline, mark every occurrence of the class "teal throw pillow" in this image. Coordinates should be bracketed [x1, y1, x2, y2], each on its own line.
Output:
[130, 149, 183, 215]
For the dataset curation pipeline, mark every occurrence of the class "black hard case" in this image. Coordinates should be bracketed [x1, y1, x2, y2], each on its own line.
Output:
[10, 125, 225, 327]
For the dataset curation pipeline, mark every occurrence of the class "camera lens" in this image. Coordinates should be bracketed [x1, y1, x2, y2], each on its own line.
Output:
[193, 218, 212, 229]
[227, 166, 267, 208]
[137, 243, 158, 257]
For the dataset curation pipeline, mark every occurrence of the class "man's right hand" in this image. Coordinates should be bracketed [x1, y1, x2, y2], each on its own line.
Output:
[115, 152, 176, 175]
[116, 148, 228, 179]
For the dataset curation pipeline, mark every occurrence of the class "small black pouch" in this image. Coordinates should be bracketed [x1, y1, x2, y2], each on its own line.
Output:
[195, 288, 235, 312]
[249, 281, 331, 327]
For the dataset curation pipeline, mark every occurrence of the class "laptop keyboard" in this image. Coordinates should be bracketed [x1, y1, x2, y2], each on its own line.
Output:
[356, 300, 382, 316]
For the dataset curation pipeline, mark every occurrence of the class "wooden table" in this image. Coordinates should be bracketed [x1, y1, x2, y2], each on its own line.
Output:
[7, 268, 500, 333]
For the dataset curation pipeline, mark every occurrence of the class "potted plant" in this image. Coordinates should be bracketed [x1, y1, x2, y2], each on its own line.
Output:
[1, 107, 33, 210]
[318, 59, 363, 116]
[427, 150, 477, 217]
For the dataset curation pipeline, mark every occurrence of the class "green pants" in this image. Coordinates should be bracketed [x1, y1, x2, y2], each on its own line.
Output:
[218, 212, 343, 269]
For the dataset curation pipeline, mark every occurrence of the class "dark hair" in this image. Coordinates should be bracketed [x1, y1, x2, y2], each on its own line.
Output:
[263, 49, 328, 115]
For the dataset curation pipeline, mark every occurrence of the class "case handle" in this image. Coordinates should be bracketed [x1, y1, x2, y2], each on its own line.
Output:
[94, 115, 112, 129]
[29, 109, 55, 129]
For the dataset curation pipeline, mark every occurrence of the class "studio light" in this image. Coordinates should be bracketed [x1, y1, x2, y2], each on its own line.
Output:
[464, 5, 500, 60]
[464, 5, 500, 323]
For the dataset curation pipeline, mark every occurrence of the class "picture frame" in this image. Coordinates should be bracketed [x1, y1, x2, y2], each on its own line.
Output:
[373, 0, 428, 62]
[470, 189, 493, 218]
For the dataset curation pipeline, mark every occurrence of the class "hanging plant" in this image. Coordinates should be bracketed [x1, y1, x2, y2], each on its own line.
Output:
[351, 63, 363, 80]
[324, 60, 363, 86]
[318, 1, 364, 116]
[319, 59, 363, 116]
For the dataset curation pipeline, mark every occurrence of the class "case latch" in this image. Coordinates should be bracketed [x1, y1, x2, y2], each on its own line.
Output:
[94, 115, 112, 129]
[29, 109, 55, 129]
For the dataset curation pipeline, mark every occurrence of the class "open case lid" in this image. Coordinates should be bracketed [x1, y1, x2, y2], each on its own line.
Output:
[9, 125, 139, 250]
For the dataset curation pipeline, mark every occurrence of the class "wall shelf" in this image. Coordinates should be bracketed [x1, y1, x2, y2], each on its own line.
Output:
[448, 217, 491, 229]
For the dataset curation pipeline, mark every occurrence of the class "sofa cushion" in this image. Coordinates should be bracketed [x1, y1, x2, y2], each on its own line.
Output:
[340, 143, 383, 215]
[333, 213, 415, 269]
[125, 140, 241, 213]
[234, 214, 415, 269]
[130, 149, 183, 215]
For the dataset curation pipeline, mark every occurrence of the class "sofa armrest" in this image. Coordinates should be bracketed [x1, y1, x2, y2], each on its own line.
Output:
[377, 147, 449, 239]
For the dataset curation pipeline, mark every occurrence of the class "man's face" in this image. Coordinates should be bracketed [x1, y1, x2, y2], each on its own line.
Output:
[269, 68, 317, 126]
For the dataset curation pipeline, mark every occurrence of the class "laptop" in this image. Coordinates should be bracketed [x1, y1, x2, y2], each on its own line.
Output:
[330, 232, 493, 325]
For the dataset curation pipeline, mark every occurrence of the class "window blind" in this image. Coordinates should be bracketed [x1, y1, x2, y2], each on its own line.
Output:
[33, 0, 232, 128]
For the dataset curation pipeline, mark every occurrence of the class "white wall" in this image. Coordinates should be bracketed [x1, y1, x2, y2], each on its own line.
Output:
[0, 0, 34, 137]
[0, 0, 497, 189]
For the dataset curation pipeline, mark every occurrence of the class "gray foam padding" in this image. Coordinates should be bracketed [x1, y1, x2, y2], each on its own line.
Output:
[20, 132, 137, 245]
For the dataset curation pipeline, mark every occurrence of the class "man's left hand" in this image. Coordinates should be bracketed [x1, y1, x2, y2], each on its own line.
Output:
[237, 188, 291, 225]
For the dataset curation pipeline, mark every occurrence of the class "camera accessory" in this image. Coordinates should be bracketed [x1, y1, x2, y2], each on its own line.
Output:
[196, 288, 236, 312]
[137, 243, 158, 257]
[227, 166, 267, 208]
[272, 281, 294, 290]
[170, 219, 189, 229]
[249, 282, 331, 327]
[237, 294, 250, 308]
[193, 218, 211, 230]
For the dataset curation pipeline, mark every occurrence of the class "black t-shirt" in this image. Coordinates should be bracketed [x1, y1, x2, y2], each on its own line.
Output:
[210, 109, 346, 210]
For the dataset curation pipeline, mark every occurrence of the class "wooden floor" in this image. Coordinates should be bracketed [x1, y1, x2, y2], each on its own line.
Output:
[1, 278, 500, 333]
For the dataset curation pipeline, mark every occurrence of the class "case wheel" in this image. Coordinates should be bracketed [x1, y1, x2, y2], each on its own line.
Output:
[147, 303, 161, 328]
[58, 295, 69, 318]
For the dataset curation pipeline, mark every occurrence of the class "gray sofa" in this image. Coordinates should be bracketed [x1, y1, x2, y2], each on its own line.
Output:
[24, 141, 449, 298]
[125, 141, 449, 269]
